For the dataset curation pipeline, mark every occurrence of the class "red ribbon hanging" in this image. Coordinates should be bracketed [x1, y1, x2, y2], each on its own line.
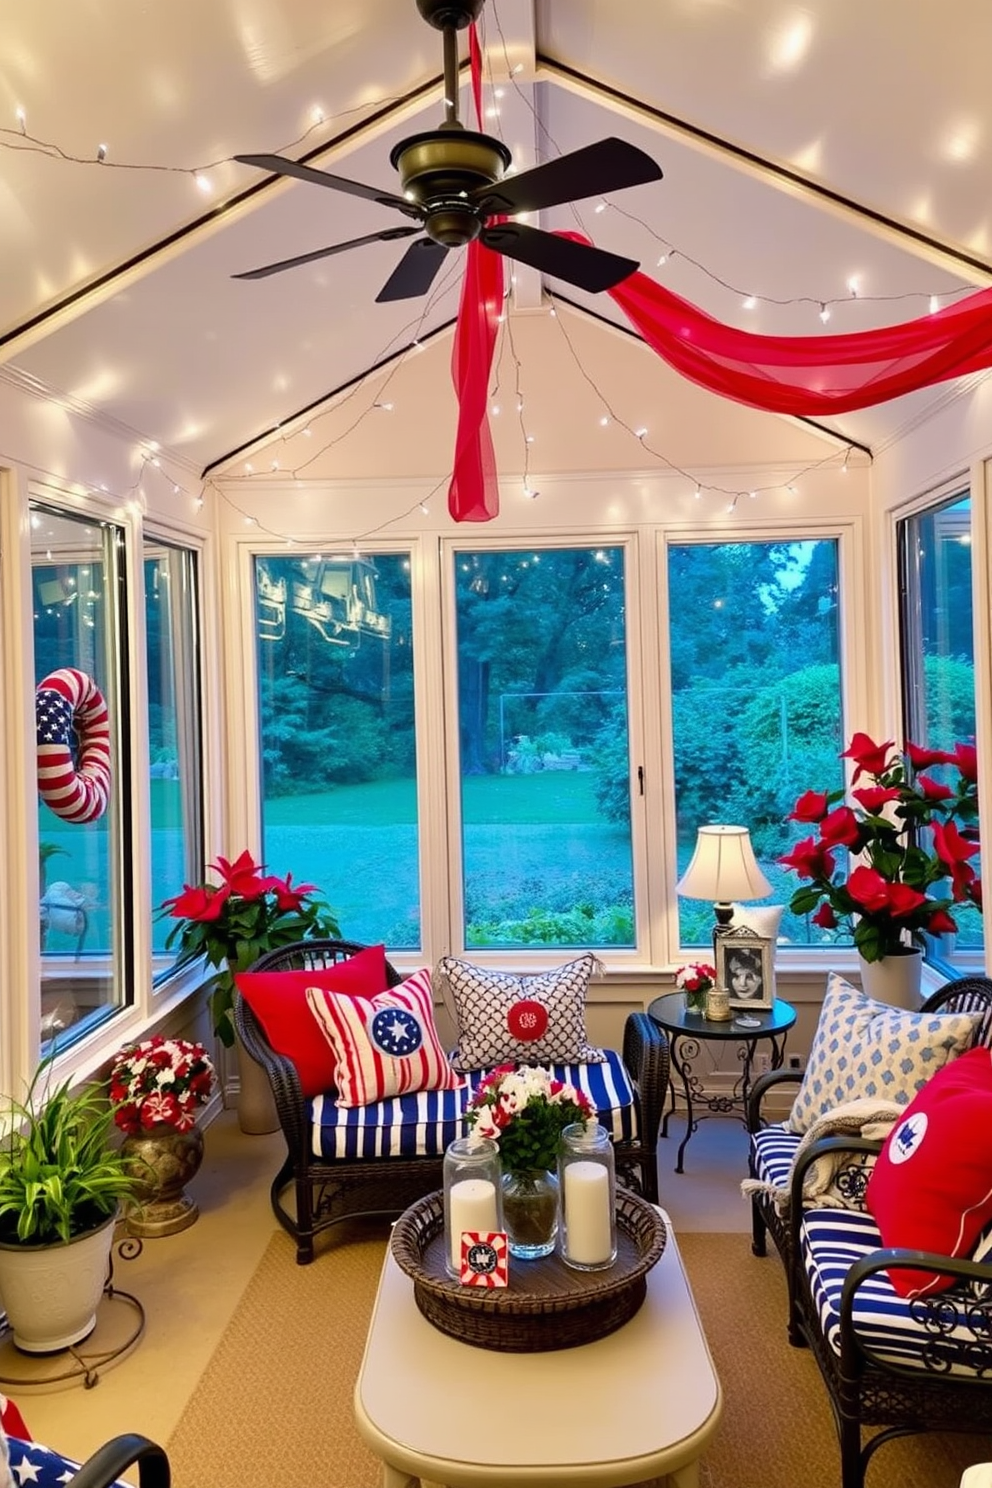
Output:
[447, 23, 503, 522]
[549, 230, 992, 417]
[445, 43, 992, 519]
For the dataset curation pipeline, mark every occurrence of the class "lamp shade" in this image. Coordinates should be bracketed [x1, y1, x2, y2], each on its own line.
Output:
[676, 825, 772, 903]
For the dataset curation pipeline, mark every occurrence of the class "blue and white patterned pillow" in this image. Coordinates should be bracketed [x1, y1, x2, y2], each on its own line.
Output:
[787, 972, 982, 1134]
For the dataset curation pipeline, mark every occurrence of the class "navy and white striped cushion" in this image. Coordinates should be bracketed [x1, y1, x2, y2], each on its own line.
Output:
[751, 1122, 801, 1190]
[801, 1206, 992, 1377]
[308, 1049, 637, 1161]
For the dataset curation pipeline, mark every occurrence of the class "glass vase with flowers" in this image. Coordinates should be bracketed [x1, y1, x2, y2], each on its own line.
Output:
[779, 732, 981, 978]
[674, 962, 717, 1015]
[466, 1065, 595, 1259]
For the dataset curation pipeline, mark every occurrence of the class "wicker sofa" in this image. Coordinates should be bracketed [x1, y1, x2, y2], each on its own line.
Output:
[785, 1122, 992, 1488]
[234, 938, 671, 1263]
[745, 973, 992, 1487]
[747, 974, 992, 1335]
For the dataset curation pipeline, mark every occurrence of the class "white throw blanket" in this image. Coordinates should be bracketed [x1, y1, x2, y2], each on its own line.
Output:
[741, 1097, 902, 1213]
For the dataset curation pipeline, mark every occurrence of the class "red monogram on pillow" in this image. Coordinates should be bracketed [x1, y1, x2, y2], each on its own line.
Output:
[507, 999, 549, 1042]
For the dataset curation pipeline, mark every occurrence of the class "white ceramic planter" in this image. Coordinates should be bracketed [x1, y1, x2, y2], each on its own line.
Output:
[0, 1211, 116, 1352]
[858, 948, 923, 1009]
[235, 1033, 279, 1135]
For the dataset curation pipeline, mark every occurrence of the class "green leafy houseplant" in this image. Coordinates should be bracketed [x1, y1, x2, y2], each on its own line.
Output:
[0, 1063, 138, 1246]
[159, 850, 340, 1046]
[779, 732, 981, 963]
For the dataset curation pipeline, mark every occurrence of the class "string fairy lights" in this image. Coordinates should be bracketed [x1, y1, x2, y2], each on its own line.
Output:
[3, 10, 886, 550]
[2, 26, 982, 322]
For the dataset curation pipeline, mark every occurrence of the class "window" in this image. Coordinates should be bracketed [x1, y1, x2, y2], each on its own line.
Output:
[899, 491, 983, 962]
[144, 538, 203, 959]
[452, 545, 635, 950]
[254, 551, 419, 948]
[668, 539, 844, 947]
[33, 502, 130, 1048]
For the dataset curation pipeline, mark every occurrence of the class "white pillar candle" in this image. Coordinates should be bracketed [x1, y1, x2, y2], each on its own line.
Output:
[447, 1177, 498, 1269]
[563, 1160, 613, 1265]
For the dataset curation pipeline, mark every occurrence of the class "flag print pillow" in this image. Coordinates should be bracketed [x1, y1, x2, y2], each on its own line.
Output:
[305, 967, 463, 1108]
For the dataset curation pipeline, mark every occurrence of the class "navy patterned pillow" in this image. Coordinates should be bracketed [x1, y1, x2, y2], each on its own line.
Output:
[435, 955, 606, 1072]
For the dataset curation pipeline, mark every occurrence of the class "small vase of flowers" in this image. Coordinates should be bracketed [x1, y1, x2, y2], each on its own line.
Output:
[675, 962, 717, 1015]
[466, 1065, 595, 1259]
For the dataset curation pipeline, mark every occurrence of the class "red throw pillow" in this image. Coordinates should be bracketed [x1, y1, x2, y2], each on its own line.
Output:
[865, 1045, 992, 1298]
[305, 967, 463, 1107]
[235, 945, 387, 1098]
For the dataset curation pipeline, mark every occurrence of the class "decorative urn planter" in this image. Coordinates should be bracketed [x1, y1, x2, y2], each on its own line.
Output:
[121, 1123, 205, 1237]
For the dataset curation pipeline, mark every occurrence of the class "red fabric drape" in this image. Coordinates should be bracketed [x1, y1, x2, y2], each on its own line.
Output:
[447, 23, 503, 522]
[548, 231, 992, 417]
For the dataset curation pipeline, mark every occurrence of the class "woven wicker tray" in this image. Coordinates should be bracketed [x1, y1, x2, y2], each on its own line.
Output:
[390, 1189, 667, 1351]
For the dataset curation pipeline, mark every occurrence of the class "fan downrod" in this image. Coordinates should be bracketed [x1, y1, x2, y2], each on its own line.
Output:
[416, 0, 484, 28]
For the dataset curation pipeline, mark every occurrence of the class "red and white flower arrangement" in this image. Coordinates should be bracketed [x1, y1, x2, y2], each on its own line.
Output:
[110, 1035, 215, 1135]
[465, 1064, 595, 1174]
[674, 962, 717, 1000]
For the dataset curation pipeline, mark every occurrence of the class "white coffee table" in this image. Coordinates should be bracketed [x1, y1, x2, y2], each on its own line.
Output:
[354, 1209, 722, 1488]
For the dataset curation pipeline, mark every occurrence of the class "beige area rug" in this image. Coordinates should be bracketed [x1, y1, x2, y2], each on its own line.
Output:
[167, 1226, 990, 1488]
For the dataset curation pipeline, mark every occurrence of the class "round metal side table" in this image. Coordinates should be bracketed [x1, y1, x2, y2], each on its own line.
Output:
[648, 993, 797, 1173]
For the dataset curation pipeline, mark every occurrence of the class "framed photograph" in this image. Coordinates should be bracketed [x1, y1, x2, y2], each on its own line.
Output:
[716, 927, 775, 1011]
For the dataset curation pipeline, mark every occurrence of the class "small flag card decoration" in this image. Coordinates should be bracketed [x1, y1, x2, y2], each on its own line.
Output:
[459, 1231, 509, 1287]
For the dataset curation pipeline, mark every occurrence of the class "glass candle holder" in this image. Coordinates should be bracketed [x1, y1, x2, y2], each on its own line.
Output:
[442, 1136, 502, 1279]
[558, 1122, 617, 1271]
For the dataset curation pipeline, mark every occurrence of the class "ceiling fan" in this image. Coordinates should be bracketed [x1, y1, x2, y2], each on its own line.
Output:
[232, 0, 663, 301]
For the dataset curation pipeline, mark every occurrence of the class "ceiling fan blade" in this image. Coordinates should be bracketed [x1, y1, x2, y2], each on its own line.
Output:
[233, 226, 420, 281]
[234, 152, 418, 217]
[470, 137, 662, 216]
[481, 222, 638, 293]
[375, 239, 449, 302]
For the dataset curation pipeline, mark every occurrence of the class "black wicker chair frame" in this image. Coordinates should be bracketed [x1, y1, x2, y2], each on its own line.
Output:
[747, 976, 992, 1269]
[234, 938, 671, 1264]
[787, 1133, 992, 1488]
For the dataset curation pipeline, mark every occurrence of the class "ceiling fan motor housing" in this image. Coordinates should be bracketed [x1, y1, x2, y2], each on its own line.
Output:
[390, 127, 512, 246]
[415, 0, 484, 29]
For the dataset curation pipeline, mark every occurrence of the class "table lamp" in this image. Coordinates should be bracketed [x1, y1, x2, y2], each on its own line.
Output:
[676, 824, 772, 942]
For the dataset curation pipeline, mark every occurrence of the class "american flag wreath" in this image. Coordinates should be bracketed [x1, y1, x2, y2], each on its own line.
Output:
[35, 668, 112, 824]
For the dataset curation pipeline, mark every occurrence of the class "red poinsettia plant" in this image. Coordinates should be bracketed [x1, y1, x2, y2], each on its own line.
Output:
[110, 1036, 214, 1135]
[160, 850, 340, 1045]
[779, 732, 981, 963]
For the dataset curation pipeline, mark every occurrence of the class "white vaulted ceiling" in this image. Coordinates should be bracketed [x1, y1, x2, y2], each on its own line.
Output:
[1, 0, 989, 480]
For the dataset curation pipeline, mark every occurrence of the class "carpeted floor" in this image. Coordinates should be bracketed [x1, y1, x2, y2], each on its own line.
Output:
[166, 1223, 990, 1488]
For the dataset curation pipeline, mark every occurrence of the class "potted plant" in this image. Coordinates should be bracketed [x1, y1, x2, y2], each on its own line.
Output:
[110, 1036, 215, 1236]
[0, 1062, 139, 1352]
[159, 850, 339, 1132]
[779, 731, 981, 1003]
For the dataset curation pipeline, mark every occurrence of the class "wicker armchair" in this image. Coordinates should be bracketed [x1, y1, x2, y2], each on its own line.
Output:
[746, 975, 992, 1340]
[234, 938, 670, 1263]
